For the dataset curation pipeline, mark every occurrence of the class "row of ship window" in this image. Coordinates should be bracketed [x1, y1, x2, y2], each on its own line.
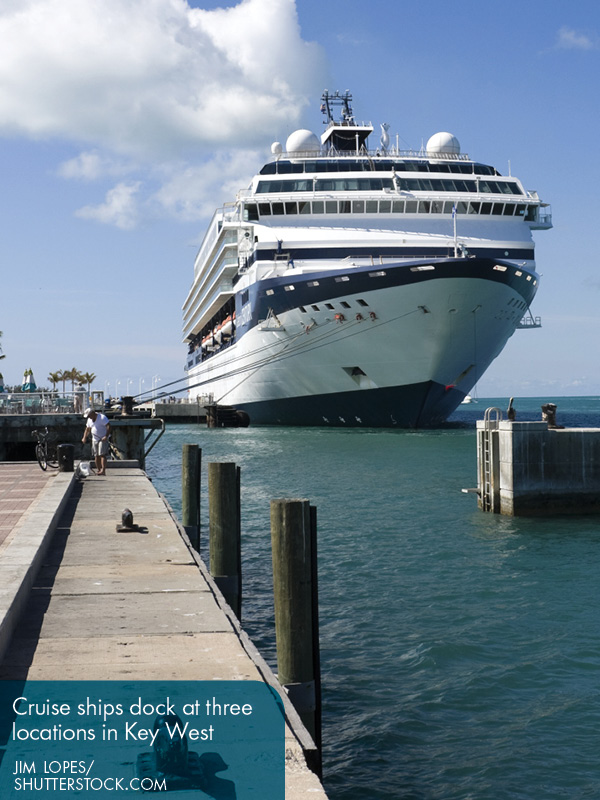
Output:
[256, 178, 523, 195]
[263, 268, 536, 301]
[298, 298, 369, 313]
[245, 200, 536, 220]
[259, 159, 500, 176]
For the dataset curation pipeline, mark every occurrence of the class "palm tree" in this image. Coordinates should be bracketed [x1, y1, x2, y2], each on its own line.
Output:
[47, 371, 62, 392]
[80, 372, 96, 395]
[63, 368, 82, 393]
[70, 368, 81, 392]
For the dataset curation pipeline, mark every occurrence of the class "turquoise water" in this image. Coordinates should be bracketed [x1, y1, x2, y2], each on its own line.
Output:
[146, 397, 600, 799]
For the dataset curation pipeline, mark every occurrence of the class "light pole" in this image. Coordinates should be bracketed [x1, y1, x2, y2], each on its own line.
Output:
[152, 375, 161, 400]
[104, 381, 110, 399]
[115, 379, 121, 399]
[139, 377, 145, 398]
[126, 378, 133, 395]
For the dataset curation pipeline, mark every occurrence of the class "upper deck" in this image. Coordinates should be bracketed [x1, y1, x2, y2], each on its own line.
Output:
[254, 91, 550, 225]
[183, 93, 552, 345]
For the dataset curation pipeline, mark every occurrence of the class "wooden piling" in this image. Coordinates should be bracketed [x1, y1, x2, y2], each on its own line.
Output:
[271, 498, 321, 759]
[208, 462, 241, 619]
[181, 444, 201, 551]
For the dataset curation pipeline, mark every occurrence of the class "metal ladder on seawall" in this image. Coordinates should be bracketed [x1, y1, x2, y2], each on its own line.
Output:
[481, 407, 503, 512]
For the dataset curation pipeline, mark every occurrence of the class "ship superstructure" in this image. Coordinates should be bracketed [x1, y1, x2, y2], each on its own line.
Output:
[182, 91, 551, 426]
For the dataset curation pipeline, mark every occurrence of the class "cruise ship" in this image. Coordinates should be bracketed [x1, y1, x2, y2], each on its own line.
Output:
[182, 91, 551, 427]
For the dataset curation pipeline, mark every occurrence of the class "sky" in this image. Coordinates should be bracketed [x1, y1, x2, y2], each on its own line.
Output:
[0, 0, 599, 400]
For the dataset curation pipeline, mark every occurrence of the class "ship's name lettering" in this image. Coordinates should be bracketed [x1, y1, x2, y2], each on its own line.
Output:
[239, 304, 252, 326]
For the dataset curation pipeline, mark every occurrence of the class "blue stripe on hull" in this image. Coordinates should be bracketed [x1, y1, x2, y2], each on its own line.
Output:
[235, 256, 538, 339]
[233, 382, 464, 428]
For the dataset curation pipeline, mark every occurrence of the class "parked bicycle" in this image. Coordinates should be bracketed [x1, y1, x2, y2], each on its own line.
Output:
[32, 427, 59, 471]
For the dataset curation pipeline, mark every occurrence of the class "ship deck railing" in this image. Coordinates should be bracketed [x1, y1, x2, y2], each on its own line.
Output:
[516, 314, 542, 329]
[323, 118, 374, 129]
[239, 187, 536, 202]
[192, 202, 241, 276]
[270, 146, 472, 161]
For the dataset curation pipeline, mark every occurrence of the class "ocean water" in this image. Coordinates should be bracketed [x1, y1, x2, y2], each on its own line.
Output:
[146, 396, 600, 800]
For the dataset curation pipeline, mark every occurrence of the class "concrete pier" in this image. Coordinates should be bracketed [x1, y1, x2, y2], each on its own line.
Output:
[0, 462, 328, 798]
[477, 417, 600, 515]
[0, 414, 83, 461]
[137, 400, 207, 423]
[0, 413, 163, 467]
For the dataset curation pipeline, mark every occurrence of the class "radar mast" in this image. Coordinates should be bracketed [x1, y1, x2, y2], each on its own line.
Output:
[320, 90, 373, 153]
[320, 90, 355, 125]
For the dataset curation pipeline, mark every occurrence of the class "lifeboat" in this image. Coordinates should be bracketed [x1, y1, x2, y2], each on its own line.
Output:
[220, 314, 234, 338]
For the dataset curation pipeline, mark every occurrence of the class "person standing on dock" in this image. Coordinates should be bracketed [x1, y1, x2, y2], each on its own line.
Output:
[82, 408, 111, 476]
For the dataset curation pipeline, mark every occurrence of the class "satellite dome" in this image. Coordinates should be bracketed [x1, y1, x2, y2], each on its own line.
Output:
[271, 141, 283, 155]
[286, 129, 320, 154]
[426, 132, 461, 155]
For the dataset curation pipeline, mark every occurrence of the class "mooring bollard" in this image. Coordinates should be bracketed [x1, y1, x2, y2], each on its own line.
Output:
[182, 444, 201, 551]
[541, 402, 564, 429]
[270, 498, 321, 755]
[120, 395, 134, 416]
[208, 462, 241, 619]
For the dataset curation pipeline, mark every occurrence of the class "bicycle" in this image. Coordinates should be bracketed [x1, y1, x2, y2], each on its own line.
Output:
[32, 427, 59, 471]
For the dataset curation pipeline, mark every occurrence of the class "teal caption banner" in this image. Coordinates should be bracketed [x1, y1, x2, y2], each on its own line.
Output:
[0, 681, 284, 799]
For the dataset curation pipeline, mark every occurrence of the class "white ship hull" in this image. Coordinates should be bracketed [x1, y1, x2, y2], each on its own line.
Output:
[186, 257, 537, 426]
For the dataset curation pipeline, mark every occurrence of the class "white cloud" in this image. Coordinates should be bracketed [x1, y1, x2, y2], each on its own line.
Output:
[335, 31, 370, 47]
[556, 26, 598, 50]
[0, 0, 328, 229]
[76, 182, 141, 229]
[57, 151, 134, 181]
[0, 0, 326, 158]
[151, 148, 263, 221]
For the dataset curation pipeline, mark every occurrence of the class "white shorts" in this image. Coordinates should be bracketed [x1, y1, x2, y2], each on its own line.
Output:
[92, 439, 109, 457]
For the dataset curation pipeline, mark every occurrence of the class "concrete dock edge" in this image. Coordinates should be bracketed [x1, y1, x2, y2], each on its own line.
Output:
[157, 487, 323, 777]
[0, 470, 76, 662]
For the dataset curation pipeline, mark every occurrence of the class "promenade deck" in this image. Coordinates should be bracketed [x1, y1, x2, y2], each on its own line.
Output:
[0, 462, 327, 799]
[0, 463, 55, 550]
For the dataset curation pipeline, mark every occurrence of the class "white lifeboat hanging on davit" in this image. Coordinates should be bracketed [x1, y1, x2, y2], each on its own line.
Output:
[220, 314, 234, 338]
[201, 331, 216, 351]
